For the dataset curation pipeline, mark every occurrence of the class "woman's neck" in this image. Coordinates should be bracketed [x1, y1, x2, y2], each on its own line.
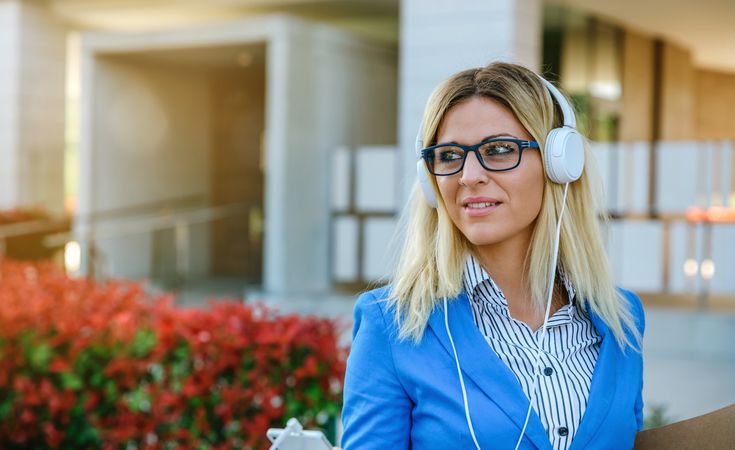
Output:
[471, 228, 567, 331]
[472, 232, 531, 305]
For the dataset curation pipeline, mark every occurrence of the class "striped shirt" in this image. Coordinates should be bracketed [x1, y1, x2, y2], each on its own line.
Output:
[462, 255, 601, 450]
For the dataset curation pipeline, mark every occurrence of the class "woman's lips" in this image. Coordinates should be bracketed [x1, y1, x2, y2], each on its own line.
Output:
[463, 202, 502, 217]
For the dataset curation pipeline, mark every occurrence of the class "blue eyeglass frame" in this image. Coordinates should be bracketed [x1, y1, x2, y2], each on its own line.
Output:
[420, 138, 540, 176]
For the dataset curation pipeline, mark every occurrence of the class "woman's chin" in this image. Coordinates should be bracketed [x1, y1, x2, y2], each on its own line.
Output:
[463, 231, 508, 248]
[460, 224, 527, 249]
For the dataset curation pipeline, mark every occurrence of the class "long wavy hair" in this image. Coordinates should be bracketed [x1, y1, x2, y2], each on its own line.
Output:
[387, 61, 640, 351]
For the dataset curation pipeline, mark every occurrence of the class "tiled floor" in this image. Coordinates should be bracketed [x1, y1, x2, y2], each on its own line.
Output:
[642, 308, 735, 422]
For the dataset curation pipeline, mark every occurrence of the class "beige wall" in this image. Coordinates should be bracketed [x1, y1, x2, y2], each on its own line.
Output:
[660, 42, 696, 140]
[89, 57, 213, 279]
[0, 0, 66, 213]
[621, 31, 735, 142]
[696, 69, 735, 140]
[620, 30, 654, 142]
[92, 58, 212, 214]
[209, 60, 265, 280]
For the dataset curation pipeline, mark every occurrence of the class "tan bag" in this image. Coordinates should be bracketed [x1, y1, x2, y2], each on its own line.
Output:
[634, 403, 735, 449]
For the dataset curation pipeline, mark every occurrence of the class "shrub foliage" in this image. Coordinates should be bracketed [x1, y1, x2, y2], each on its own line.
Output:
[0, 260, 346, 449]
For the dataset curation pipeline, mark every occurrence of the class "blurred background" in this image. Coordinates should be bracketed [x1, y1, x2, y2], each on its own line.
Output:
[1, 0, 733, 443]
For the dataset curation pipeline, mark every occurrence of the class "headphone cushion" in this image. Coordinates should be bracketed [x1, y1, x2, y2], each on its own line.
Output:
[416, 160, 438, 208]
[543, 127, 585, 184]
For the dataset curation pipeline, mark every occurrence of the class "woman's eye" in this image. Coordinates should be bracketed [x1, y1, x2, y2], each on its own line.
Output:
[438, 149, 463, 161]
[483, 144, 515, 155]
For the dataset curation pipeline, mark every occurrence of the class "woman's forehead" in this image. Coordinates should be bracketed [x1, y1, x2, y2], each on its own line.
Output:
[436, 97, 529, 144]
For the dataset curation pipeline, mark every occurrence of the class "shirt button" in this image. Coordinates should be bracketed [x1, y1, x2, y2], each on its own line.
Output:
[544, 367, 554, 376]
[558, 426, 569, 437]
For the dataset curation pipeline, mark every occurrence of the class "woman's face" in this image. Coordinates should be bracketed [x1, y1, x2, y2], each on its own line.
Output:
[434, 96, 545, 249]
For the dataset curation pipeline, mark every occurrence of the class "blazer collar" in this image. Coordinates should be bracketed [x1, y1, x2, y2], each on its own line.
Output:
[427, 291, 623, 450]
[427, 290, 551, 450]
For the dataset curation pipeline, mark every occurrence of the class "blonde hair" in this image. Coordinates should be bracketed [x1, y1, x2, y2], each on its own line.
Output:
[387, 62, 641, 351]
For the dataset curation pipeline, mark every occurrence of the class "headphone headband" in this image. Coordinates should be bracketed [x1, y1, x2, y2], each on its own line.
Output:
[537, 77, 576, 128]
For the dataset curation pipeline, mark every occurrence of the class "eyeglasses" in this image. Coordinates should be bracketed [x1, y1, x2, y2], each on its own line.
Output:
[420, 138, 540, 176]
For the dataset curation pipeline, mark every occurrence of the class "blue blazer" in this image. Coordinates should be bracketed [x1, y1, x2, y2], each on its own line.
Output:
[341, 286, 645, 449]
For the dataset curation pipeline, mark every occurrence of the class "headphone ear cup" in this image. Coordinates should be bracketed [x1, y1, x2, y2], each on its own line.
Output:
[416, 160, 438, 208]
[543, 127, 585, 184]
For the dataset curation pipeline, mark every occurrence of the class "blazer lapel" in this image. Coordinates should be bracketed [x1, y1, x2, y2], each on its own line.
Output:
[427, 291, 552, 450]
[567, 305, 622, 450]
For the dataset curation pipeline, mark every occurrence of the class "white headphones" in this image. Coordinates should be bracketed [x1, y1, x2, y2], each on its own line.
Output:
[415, 75, 585, 207]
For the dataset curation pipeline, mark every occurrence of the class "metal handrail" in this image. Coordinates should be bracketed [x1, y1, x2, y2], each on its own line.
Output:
[27, 202, 257, 282]
[0, 218, 70, 239]
[75, 194, 207, 222]
[45, 202, 252, 247]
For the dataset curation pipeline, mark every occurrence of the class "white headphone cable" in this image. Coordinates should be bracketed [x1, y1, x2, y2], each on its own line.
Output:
[513, 182, 570, 450]
[444, 296, 482, 450]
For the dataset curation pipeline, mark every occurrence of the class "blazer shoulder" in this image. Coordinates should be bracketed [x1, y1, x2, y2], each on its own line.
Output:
[352, 284, 398, 339]
[358, 284, 394, 303]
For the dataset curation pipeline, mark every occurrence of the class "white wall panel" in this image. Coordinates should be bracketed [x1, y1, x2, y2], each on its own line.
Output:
[710, 224, 735, 294]
[608, 220, 663, 292]
[356, 146, 398, 212]
[332, 216, 358, 283]
[657, 141, 708, 211]
[363, 217, 398, 281]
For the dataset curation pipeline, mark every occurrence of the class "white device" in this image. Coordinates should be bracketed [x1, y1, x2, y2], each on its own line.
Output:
[266, 418, 333, 450]
[415, 74, 584, 207]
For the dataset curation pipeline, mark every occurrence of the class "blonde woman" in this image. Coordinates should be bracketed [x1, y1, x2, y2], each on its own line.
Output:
[340, 62, 645, 450]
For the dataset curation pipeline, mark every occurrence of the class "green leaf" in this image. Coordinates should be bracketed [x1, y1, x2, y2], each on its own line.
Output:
[130, 328, 157, 358]
[61, 371, 83, 390]
[27, 342, 52, 372]
[0, 394, 15, 419]
[305, 383, 322, 404]
[125, 385, 151, 413]
[90, 370, 104, 388]
[104, 379, 118, 401]
[189, 396, 203, 408]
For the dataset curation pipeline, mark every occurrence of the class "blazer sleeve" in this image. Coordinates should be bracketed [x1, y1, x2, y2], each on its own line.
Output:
[634, 374, 644, 431]
[628, 290, 646, 431]
[340, 291, 413, 449]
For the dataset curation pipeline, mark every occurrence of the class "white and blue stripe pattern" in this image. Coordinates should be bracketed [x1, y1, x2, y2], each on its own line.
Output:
[463, 255, 601, 450]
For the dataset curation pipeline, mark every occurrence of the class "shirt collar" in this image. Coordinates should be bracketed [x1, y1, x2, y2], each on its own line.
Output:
[462, 253, 578, 317]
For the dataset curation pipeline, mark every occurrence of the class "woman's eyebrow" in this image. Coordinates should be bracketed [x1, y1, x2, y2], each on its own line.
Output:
[441, 133, 520, 145]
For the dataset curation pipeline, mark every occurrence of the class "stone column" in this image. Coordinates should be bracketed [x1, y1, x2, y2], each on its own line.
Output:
[0, 0, 66, 214]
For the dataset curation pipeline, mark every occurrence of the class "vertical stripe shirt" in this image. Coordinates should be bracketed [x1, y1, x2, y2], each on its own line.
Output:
[463, 255, 601, 450]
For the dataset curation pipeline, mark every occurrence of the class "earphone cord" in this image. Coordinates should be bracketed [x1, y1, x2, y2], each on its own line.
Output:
[513, 182, 570, 450]
[444, 296, 482, 450]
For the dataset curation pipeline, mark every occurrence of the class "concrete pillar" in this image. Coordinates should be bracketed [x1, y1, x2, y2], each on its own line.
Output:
[0, 0, 66, 214]
[263, 22, 397, 294]
[398, 0, 542, 204]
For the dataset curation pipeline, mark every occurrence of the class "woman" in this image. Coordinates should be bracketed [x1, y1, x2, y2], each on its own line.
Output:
[340, 62, 645, 450]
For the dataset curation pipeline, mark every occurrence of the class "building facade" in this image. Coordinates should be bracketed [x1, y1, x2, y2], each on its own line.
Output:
[1, 0, 734, 423]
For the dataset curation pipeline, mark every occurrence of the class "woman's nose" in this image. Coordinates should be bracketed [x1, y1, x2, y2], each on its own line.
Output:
[459, 151, 488, 186]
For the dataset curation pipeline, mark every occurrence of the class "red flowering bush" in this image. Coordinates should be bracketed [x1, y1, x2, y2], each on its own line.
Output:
[0, 260, 347, 449]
